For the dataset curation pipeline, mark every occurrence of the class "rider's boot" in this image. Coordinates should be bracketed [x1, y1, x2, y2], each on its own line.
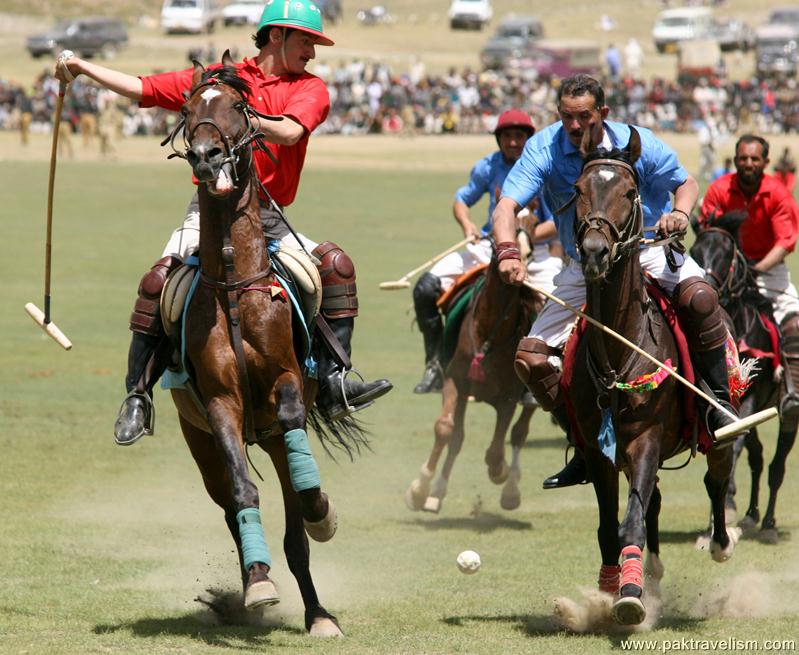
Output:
[315, 317, 393, 420]
[514, 336, 587, 487]
[674, 276, 738, 439]
[413, 272, 443, 393]
[114, 256, 182, 446]
[311, 242, 392, 420]
[779, 314, 799, 418]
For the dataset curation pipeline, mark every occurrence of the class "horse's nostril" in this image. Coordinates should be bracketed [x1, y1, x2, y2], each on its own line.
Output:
[207, 147, 224, 161]
[186, 151, 199, 166]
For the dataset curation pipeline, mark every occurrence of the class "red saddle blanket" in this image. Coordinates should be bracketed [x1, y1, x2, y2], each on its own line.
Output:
[560, 283, 748, 455]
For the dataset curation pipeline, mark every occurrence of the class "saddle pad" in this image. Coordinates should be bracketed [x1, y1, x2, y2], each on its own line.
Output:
[274, 245, 322, 326]
[441, 276, 486, 368]
[437, 263, 489, 312]
[161, 263, 197, 337]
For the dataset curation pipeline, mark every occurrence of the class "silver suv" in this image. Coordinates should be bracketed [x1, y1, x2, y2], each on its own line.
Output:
[26, 17, 128, 59]
[480, 15, 544, 70]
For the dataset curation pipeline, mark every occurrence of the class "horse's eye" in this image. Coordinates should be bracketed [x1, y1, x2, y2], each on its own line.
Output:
[626, 188, 637, 200]
[180, 105, 189, 117]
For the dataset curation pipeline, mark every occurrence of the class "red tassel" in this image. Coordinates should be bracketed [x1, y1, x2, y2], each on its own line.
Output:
[468, 352, 486, 382]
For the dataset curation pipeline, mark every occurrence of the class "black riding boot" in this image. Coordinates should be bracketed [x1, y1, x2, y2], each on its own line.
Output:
[114, 332, 167, 446]
[315, 317, 393, 420]
[779, 317, 799, 418]
[413, 272, 443, 394]
[542, 405, 588, 489]
[694, 346, 738, 439]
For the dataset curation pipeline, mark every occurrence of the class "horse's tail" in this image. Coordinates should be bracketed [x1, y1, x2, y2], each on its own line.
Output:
[307, 408, 370, 461]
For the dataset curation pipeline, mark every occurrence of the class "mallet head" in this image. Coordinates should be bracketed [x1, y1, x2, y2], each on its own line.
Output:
[25, 303, 73, 350]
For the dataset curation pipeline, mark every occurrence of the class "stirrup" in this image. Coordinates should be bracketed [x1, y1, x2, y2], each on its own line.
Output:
[328, 368, 374, 421]
[116, 391, 155, 438]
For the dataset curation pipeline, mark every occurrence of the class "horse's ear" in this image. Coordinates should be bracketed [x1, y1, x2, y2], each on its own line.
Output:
[222, 49, 235, 68]
[626, 126, 641, 165]
[191, 60, 205, 88]
[689, 215, 701, 235]
[579, 127, 593, 159]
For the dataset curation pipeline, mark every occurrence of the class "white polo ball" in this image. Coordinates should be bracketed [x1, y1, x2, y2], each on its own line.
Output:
[456, 550, 481, 574]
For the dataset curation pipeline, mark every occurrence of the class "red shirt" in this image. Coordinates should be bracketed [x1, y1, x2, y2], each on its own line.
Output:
[139, 57, 330, 207]
[700, 172, 799, 261]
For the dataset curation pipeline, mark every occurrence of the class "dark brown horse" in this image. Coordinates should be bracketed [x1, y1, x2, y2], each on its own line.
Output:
[567, 128, 737, 626]
[405, 230, 541, 514]
[166, 55, 342, 636]
[690, 214, 798, 544]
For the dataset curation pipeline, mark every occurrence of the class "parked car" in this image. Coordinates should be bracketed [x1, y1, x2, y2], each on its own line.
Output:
[756, 24, 798, 77]
[479, 15, 544, 70]
[448, 0, 493, 31]
[768, 7, 799, 32]
[710, 17, 755, 52]
[525, 39, 600, 78]
[222, 0, 263, 26]
[26, 17, 128, 59]
[677, 39, 724, 84]
[652, 6, 714, 53]
[161, 0, 222, 34]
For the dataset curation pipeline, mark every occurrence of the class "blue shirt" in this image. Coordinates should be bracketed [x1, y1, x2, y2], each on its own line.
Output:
[501, 121, 688, 260]
[455, 150, 553, 236]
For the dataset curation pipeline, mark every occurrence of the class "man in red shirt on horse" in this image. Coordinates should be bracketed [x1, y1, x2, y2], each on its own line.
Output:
[700, 134, 799, 417]
[54, 1, 392, 446]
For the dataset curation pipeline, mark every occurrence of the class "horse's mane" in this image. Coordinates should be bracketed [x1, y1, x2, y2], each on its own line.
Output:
[199, 65, 251, 99]
[583, 146, 635, 168]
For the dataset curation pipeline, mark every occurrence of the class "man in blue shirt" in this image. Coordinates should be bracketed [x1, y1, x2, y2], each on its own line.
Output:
[492, 75, 737, 488]
[412, 110, 563, 393]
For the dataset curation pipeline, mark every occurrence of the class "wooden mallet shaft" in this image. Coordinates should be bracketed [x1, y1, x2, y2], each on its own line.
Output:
[379, 237, 473, 290]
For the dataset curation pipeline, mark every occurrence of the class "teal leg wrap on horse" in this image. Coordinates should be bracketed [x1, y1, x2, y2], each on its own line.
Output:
[284, 428, 321, 492]
[236, 508, 271, 570]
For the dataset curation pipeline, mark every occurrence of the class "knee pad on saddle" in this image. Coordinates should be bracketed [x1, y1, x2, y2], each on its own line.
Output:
[514, 337, 562, 410]
[780, 313, 799, 356]
[674, 276, 727, 351]
[130, 256, 183, 336]
[312, 241, 358, 319]
[413, 273, 442, 322]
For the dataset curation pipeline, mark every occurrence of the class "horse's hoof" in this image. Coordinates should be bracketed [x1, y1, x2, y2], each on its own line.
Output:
[500, 469, 521, 510]
[611, 596, 646, 625]
[710, 526, 741, 562]
[304, 497, 337, 542]
[309, 617, 344, 637]
[488, 460, 509, 485]
[759, 527, 779, 545]
[405, 480, 427, 511]
[694, 531, 711, 551]
[738, 514, 758, 536]
[422, 496, 442, 513]
[244, 579, 280, 610]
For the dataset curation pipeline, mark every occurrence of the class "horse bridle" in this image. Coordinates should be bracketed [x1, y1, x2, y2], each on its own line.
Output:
[694, 227, 749, 302]
[575, 158, 643, 269]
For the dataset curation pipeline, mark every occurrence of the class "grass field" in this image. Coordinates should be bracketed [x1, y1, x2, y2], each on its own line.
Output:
[1, 130, 799, 654]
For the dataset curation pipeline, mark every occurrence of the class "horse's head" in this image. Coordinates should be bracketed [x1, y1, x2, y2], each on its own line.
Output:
[574, 127, 642, 282]
[175, 51, 256, 197]
[690, 210, 748, 300]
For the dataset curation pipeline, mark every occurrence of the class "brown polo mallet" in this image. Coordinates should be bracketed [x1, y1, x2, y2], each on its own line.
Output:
[379, 236, 473, 290]
[25, 75, 73, 350]
[522, 279, 778, 443]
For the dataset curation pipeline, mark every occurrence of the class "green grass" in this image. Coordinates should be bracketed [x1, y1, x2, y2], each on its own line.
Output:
[1, 135, 799, 654]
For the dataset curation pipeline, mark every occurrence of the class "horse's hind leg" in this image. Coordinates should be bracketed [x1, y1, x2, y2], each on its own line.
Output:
[484, 400, 516, 484]
[739, 428, 764, 533]
[760, 418, 798, 544]
[500, 405, 534, 510]
[275, 374, 335, 541]
[180, 416, 278, 610]
[705, 445, 739, 562]
[644, 483, 665, 596]
[406, 376, 458, 512]
[264, 439, 343, 637]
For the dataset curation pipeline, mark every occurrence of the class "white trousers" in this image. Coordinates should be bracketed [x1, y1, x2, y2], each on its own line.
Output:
[529, 247, 706, 351]
[755, 262, 799, 325]
[430, 237, 563, 294]
[161, 193, 318, 259]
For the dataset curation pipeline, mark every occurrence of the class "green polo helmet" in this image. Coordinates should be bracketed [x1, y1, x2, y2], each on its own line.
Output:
[258, 0, 335, 46]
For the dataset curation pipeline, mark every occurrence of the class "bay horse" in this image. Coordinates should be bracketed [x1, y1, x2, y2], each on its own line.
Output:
[567, 127, 737, 626]
[405, 228, 542, 514]
[690, 212, 798, 544]
[165, 55, 343, 636]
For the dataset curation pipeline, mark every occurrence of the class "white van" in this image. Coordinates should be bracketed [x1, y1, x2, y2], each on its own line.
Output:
[652, 6, 714, 53]
[161, 0, 222, 34]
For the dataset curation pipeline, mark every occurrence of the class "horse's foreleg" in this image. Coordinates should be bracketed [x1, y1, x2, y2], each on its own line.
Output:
[705, 444, 738, 562]
[585, 448, 620, 594]
[264, 439, 343, 637]
[427, 388, 469, 513]
[200, 401, 278, 610]
[500, 405, 534, 511]
[760, 420, 798, 543]
[613, 433, 661, 625]
[741, 429, 764, 530]
[406, 377, 458, 512]
[484, 401, 516, 484]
